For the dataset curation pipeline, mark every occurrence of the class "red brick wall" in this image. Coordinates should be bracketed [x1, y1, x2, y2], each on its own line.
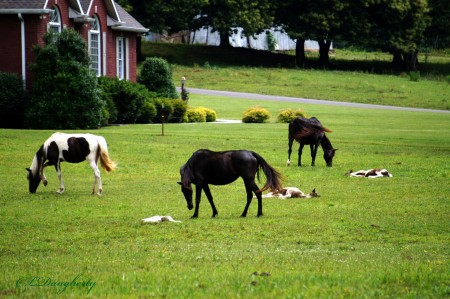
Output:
[0, 0, 140, 90]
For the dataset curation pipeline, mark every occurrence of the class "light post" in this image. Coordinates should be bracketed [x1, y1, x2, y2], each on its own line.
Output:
[181, 76, 188, 102]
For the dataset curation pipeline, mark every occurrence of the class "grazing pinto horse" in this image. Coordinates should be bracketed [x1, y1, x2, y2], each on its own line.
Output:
[179, 149, 283, 218]
[27, 133, 116, 195]
[287, 117, 337, 167]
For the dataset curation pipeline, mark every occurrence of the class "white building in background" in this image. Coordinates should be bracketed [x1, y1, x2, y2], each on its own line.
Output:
[147, 27, 332, 51]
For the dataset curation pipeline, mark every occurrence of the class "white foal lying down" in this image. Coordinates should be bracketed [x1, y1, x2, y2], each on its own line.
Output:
[346, 169, 393, 178]
[259, 187, 320, 199]
[141, 216, 181, 224]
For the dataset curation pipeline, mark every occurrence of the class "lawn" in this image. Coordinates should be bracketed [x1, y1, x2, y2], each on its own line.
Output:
[0, 95, 449, 298]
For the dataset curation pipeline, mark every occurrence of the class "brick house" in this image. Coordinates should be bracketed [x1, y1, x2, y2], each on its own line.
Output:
[0, 0, 148, 90]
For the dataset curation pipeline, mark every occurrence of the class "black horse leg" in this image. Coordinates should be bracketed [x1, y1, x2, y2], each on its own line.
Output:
[298, 143, 305, 166]
[310, 143, 318, 166]
[192, 184, 203, 218]
[287, 137, 294, 166]
[202, 184, 218, 217]
[242, 180, 263, 217]
[241, 182, 254, 217]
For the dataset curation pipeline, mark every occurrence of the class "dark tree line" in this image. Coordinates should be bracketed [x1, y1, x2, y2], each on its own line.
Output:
[118, 0, 449, 71]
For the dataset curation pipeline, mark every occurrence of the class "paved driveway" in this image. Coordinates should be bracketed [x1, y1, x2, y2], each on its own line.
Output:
[183, 87, 450, 114]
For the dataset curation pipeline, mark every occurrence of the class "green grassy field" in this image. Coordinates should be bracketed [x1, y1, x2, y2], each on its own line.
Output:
[1, 95, 449, 298]
[142, 42, 450, 110]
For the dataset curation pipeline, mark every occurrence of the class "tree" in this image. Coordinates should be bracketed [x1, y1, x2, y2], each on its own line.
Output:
[195, 0, 274, 48]
[425, 0, 450, 49]
[25, 29, 104, 129]
[275, 0, 360, 67]
[127, 0, 205, 35]
[362, 0, 431, 71]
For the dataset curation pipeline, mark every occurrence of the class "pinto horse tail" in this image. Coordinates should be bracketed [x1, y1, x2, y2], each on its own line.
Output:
[252, 152, 283, 192]
[97, 136, 117, 172]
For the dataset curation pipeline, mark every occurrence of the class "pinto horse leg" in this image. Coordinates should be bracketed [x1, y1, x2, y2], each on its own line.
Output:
[298, 143, 305, 166]
[203, 184, 218, 217]
[89, 160, 102, 195]
[40, 164, 48, 186]
[55, 162, 65, 194]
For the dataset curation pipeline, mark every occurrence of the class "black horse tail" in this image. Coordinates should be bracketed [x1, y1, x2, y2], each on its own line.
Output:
[252, 152, 283, 192]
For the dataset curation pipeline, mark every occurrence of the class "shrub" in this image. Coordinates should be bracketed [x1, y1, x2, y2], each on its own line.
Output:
[409, 71, 421, 82]
[242, 106, 270, 123]
[136, 100, 157, 124]
[153, 98, 174, 123]
[199, 107, 217, 122]
[277, 108, 307, 123]
[0, 72, 28, 128]
[25, 29, 104, 129]
[98, 76, 155, 124]
[186, 107, 206, 123]
[170, 99, 188, 123]
[138, 57, 178, 99]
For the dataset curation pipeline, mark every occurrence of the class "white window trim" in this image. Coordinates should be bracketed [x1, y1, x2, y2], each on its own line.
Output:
[89, 16, 101, 76]
[116, 37, 129, 80]
[48, 6, 62, 33]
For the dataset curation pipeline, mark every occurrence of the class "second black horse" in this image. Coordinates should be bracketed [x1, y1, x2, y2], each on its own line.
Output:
[287, 117, 337, 167]
[179, 149, 283, 218]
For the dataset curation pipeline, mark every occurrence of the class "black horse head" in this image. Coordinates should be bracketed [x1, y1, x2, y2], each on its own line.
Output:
[323, 149, 338, 167]
[26, 167, 41, 193]
[179, 164, 194, 210]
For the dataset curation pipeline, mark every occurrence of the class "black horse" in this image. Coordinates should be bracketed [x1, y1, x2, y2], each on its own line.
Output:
[287, 117, 337, 167]
[179, 149, 283, 218]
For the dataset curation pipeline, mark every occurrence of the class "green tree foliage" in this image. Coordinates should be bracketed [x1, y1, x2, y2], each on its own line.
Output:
[138, 57, 178, 99]
[425, 0, 450, 49]
[25, 29, 104, 129]
[98, 76, 156, 124]
[0, 72, 28, 128]
[127, 0, 205, 35]
[197, 0, 274, 48]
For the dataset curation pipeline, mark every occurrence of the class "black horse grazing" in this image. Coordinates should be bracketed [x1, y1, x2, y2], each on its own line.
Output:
[179, 149, 283, 218]
[287, 117, 337, 167]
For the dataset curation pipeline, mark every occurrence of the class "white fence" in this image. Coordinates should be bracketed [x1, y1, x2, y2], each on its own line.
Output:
[146, 27, 332, 51]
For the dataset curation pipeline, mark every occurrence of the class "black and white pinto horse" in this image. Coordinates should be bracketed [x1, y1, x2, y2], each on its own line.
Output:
[287, 117, 337, 167]
[27, 133, 116, 195]
[179, 149, 283, 218]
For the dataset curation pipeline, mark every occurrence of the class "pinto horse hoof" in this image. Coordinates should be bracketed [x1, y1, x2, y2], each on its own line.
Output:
[43, 180, 48, 187]
[56, 188, 64, 194]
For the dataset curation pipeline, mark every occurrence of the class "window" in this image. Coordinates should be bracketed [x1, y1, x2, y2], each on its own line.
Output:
[48, 6, 61, 33]
[89, 16, 101, 76]
[116, 37, 128, 80]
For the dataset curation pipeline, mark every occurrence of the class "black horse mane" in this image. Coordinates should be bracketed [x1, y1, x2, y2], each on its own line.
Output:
[320, 134, 334, 150]
[180, 153, 197, 189]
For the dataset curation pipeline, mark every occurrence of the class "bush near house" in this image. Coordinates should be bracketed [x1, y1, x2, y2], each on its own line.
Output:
[138, 57, 178, 99]
[0, 72, 28, 128]
[98, 76, 156, 124]
[25, 29, 104, 129]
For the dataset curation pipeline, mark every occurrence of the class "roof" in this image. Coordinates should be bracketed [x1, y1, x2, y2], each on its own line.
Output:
[0, 0, 148, 33]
